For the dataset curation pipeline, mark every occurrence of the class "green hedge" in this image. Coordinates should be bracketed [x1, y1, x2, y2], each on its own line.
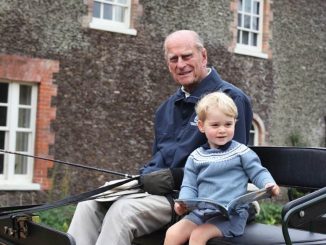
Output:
[256, 202, 282, 225]
[36, 205, 76, 232]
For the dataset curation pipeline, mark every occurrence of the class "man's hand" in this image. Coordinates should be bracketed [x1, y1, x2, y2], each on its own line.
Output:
[140, 169, 175, 195]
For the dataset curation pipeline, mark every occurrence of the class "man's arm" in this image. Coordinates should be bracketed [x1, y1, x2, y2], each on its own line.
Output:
[233, 96, 253, 145]
[140, 167, 184, 195]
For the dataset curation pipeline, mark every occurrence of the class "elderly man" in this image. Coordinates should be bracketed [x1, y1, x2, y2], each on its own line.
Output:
[68, 30, 253, 245]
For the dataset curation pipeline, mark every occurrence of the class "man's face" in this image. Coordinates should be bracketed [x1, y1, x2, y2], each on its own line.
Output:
[165, 36, 208, 92]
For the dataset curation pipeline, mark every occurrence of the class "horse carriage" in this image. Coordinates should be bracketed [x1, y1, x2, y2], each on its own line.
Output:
[1, 146, 326, 245]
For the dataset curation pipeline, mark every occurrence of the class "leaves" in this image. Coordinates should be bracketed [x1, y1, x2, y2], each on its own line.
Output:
[256, 202, 282, 225]
[36, 205, 76, 232]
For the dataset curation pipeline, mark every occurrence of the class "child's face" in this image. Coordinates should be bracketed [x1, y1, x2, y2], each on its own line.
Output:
[197, 108, 236, 149]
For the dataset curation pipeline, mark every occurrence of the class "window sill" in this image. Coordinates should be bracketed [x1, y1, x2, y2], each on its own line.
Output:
[234, 47, 268, 59]
[0, 182, 41, 191]
[89, 21, 137, 36]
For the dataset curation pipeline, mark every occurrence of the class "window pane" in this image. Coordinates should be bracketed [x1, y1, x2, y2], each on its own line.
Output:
[237, 30, 241, 43]
[0, 131, 4, 174]
[249, 124, 255, 146]
[16, 132, 29, 151]
[93, 1, 101, 18]
[251, 33, 258, 46]
[115, 6, 125, 22]
[238, 0, 242, 11]
[237, 13, 242, 27]
[0, 107, 7, 126]
[244, 0, 251, 13]
[19, 85, 32, 105]
[103, 3, 113, 20]
[18, 108, 31, 128]
[244, 15, 251, 29]
[117, 0, 127, 4]
[15, 155, 27, 174]
[253, 1, 260, 15]
[248, 133, 254, 146]
[0, 131, 4, 149]
[0, 154, 3, 174]
[252, 17, 259, 30]
[0, 83, 8, 103]
[242, 31, 249, 44]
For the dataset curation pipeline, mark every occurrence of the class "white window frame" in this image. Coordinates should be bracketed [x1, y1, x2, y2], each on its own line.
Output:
[0, 82, 40, 190]
[235, 0, 268, 59]
[90, 0, 137, 35]
[249, 122, 259, 146]
[249, 114, 266, 146]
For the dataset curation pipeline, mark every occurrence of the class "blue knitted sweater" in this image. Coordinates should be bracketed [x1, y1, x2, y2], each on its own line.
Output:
[179, 140, 276, 209]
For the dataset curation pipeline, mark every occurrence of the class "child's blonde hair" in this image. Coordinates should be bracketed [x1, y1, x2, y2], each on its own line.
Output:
[195, 91, 238, 121]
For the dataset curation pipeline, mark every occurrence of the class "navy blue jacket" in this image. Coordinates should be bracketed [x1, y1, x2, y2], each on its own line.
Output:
[140, 67, 253, 174]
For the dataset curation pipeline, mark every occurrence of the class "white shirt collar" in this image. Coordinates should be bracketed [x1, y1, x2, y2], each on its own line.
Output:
[181, 68, 211, 98]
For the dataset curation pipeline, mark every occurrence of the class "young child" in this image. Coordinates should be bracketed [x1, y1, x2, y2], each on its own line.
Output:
[164, 91, 280, 245]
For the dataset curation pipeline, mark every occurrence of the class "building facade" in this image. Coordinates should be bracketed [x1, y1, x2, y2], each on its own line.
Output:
[0, 0, 325, 204]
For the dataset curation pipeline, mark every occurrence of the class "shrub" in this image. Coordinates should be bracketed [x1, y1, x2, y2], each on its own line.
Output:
[256, 202, 282, 225]
[36, 205, 76, 232]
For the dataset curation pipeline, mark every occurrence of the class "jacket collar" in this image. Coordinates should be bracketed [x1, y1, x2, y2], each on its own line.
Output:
[174, 67, 223, 104]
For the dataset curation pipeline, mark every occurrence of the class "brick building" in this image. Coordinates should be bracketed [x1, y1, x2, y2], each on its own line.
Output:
[0, 0, 325, 204]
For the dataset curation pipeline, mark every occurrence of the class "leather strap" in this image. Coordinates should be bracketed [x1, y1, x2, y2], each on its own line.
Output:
[0, 176, 140, 218]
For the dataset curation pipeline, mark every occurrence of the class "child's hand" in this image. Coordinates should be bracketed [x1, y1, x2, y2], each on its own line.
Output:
[265, 183, 281, 197]
[174, 202, 187, 215]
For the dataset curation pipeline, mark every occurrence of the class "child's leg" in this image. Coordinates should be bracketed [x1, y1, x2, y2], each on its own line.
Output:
[189, 223, 222, 245]
[164, 219, 197, 245]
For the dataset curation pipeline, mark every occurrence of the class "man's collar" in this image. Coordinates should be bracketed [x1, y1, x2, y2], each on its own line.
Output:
[181, 86, 191, 98]
[181, 68, 212, 98]
[175, 67, 223, 103]
[206, 67, 212, 76]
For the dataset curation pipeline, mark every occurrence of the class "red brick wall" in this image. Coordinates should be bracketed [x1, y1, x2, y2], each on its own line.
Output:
[0, 54, 59, 190]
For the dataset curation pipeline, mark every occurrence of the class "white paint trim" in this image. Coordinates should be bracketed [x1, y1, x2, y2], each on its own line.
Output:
[235, 46, 268, 59]
[0, 182, 41, 190]
[90, 21, 137, 35]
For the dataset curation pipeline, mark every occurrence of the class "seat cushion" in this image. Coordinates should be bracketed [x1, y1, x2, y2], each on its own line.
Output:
[133, 223, 326, 245]
[208, 223, 326, 245]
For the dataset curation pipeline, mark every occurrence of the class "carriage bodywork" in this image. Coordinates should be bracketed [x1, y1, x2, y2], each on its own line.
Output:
[1, 146, 326, 245]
